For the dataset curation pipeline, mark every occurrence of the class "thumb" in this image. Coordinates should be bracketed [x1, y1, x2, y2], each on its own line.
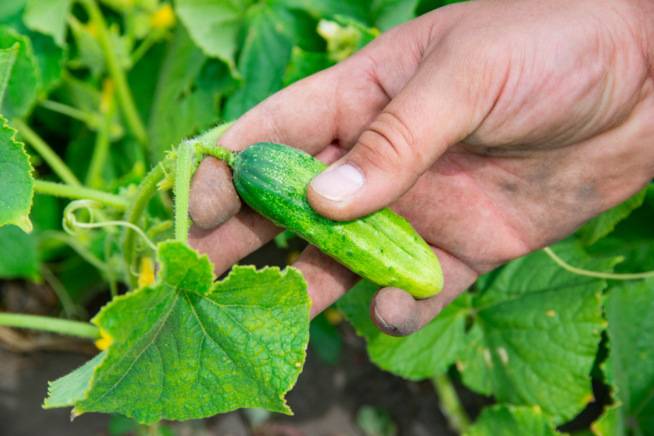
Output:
[306, 52, 490, 221]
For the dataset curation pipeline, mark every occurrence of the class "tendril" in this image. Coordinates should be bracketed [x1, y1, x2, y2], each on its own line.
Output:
[63, 200, 157, 251]
[543, 246, 654, 280]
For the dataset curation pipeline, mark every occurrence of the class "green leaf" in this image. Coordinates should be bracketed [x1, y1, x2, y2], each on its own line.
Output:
[590, 401, 626, 436]
[23, 0, 73, 47]
[148, 26, 235, 161]
[0, 225, 38, 279]
[67, 15, 105, 77]
[459, 241, 618, 423]
[0, 0, 28, 22]
[464, 405, 566, 436]
[29, 31, 66, 95]
[282, 46, 333, 87]
[309, 312, 342, 365]
[337, 280, 469, 380]
[0, 42, 18, 105]
[0, 117, 34, 232]
[45, 241, 311, 424]
[586, 185, 654, 275]
[577, 187, 648, 246]
[602, 278, 654, 435]
[0, 26, 40, 119]
[372, 0, 420, 31]
[173, 0, 248, 71]
[356, 405, 398, 436]
[0, 1, 65, 94]
[277, 0, 373, 25]
[224, 3, 296, 119]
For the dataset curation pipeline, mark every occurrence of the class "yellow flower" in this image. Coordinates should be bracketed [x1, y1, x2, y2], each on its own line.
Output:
[138, 257, 156, 288]
[94, 328, 113, 351]
[150, 4, 175, 30]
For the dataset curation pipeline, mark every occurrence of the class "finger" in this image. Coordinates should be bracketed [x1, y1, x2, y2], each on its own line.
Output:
[370, 247, 478, 336]
[307, 28, 505, 221]
[291, 245, 360, 319]
[189, 156, 241, 230]
[188, 142, 343, 232]
[188, 206, 281, 275]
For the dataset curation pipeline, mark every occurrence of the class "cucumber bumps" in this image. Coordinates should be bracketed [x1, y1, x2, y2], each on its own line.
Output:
[209, 142, 443, 299]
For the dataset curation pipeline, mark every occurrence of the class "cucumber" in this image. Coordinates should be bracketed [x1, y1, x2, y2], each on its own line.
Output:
[211, 142, 443, 299]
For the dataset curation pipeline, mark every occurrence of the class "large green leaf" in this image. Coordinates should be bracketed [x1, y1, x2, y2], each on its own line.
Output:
[464, 405, 566, 436]
[590, 401, 626, 436]
[173, 0, 249, 71]
[45, 241, 311, 424]
[372, 0, 420, 31]
[0, 1, 65, 95]
[0, 225, 38, 279]
[337, 280, 470, 380]
[0, 42, 17, 104]
[224, 3, 296, 119]
[0, 26, 40, 119]
[459, 241, 618, 423]
[0, 117, 33, 232]
[586, 185, 654, 275]
[148, 27, 236, 161]
[601, 278, 654, 435]
[23, 0, 73, 47]
[277, 0, 373, 24]
[577, 187, 648, 246]
[281, 46, 333, 87]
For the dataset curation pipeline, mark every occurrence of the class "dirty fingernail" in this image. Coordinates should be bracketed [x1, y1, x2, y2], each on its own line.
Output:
[310, 164, 363, 201]
[373, 306, 397, 333]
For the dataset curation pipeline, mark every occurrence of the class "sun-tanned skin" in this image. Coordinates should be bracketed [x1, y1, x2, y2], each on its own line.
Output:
[188, 0, 654, 336]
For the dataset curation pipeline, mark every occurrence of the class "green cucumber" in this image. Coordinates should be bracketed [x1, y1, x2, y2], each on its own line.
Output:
[208, 142, 443, 299]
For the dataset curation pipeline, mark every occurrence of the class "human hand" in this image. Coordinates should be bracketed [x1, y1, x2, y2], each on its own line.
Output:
[188, 0, 654, 336]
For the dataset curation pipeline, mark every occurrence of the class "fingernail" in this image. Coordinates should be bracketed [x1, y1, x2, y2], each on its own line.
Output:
[310, 164, 363, 201]
[373, 306, 397, 333]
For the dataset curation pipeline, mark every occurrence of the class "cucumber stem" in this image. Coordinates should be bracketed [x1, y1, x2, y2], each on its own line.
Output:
[13, 120, 82, 187]
[0, 313, 100, 339]
[196, 143, 237, 167]
[431, 373, 471, 434]
[122, 164, 167, 289]
[34, 180, 128, 210]
[174, 142, 194, 243]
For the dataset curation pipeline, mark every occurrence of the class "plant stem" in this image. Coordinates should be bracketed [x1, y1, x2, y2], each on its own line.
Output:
[39, 99, 98, 126]
[40, 265, 81, 319]
[130, 30, 161, 66]
[196, 143, 237, 167]
[174, 143, 194, 243]
[12, 119, 82, 187]
[0, 313, 100, 339]
[78, 0, 148, 147]
[122, 164, 167, 289]
[543, 247, 654, 280]
[105, 233, 118, 298]
[86, 89, 117, 188]
[38, 231, 108, 273]
[34, 180, 128, 210]
[431, 373, 471, 434]
[196, 121, 234, 144]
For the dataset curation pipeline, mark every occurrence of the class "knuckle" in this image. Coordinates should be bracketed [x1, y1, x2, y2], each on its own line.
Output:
[357, 111, 423, 173]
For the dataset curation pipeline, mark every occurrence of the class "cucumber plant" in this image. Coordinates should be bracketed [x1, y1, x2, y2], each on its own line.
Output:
[0, 0, 653, 435]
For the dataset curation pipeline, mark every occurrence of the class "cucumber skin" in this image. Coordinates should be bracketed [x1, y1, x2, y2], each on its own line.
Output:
[231, 142, 443, 299]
